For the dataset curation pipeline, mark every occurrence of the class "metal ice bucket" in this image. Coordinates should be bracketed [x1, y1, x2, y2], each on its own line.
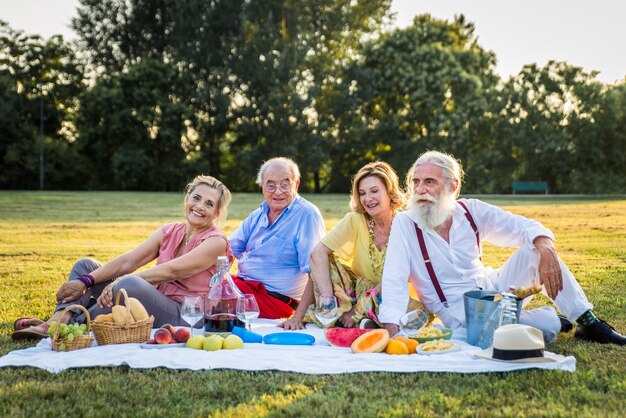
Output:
[463, 290, 522, 346]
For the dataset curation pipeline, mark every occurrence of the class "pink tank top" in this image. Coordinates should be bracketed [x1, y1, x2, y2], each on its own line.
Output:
[155, 222, 234, 303]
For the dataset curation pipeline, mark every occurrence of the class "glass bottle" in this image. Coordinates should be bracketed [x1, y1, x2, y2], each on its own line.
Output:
[205, 256, 244, 333]
[498, 287, 518, 327]
[476, 288, 518, 349]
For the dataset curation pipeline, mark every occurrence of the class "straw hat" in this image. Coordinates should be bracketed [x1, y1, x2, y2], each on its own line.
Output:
[474, 324, 564, 363]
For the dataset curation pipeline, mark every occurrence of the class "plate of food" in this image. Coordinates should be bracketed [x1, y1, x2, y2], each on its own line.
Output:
[416, 338, 460, 355]
[408, 326, 453, 343]
[140, 342, 186, 349]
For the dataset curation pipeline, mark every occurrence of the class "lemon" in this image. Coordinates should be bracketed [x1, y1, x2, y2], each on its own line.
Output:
[222, 334, 244, 350]
[185, 335, 205, 350]
[203, 335, 223, 351]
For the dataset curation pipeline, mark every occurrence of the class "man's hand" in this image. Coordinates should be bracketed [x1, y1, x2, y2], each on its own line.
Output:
[279, 315, 306, 330]
[56, 280, 86, 303]
[383, 323, 399, 337]
[534, 236, 563, 300]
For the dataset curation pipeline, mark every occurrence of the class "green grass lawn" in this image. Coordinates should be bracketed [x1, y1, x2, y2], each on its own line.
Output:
[1, 191, 625, 417]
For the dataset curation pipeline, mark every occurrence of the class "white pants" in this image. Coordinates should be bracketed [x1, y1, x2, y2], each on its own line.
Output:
[481, 243, 593, 342]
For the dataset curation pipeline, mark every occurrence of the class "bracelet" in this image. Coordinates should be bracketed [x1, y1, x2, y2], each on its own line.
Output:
[77, 274, 95, 288]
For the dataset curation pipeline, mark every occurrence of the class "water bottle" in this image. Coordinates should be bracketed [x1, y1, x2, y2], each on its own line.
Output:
[498, 287, 518, 327]
[475, 288, 518, 349]
[205, 256, 244, 333]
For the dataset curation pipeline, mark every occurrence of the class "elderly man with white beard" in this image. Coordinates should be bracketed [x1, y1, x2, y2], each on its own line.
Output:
[378, 150, 626, 345]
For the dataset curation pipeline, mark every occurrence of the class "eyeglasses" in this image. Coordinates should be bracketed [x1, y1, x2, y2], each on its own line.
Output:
[264, 181, 292, 193]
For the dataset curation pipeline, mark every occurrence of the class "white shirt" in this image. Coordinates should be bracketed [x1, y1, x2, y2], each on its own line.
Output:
[378, 198, 555, 327]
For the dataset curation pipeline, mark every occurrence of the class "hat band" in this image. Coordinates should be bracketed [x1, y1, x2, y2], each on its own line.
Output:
[492, 348, 544, 361]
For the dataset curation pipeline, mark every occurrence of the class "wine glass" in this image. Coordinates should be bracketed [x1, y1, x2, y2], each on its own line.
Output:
[315, 295, 339, 329]
[398, 309, 430, 337]
[236, 294, 260, 331]
[181, 295, 204, 336]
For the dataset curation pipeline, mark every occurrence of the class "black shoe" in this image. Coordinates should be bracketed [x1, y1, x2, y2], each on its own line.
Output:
[558, 315, 573, 333]
[574, 319, 626, 345]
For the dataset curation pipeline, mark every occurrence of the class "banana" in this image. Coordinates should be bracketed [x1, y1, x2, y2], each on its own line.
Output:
[127, 297, 149, 321]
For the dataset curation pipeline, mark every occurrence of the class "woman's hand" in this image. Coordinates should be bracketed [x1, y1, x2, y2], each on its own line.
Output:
[279, 315, 306, 330]
[339, 307, 356, 328]
[56, 281, 86, 303]
[97, 282, 116, 308]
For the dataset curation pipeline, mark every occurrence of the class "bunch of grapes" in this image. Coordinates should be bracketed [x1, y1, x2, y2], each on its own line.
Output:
[48, 321, 88, 351]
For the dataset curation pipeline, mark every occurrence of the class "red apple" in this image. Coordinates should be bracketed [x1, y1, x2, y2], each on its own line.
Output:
[146, 338, 156, 344]
[154, 328, 172, 344]
[173, 327, 191, 343]
[161, 323, 176, 335]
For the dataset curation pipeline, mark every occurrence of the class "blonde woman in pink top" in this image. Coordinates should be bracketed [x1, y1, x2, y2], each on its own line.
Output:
[12, 175, 233, 340]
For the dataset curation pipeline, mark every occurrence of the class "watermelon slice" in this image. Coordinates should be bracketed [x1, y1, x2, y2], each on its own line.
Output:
[325, 328, 373, 347]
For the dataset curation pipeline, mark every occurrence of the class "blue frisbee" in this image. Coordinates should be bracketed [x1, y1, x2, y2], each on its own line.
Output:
[262, 332, 315, 345]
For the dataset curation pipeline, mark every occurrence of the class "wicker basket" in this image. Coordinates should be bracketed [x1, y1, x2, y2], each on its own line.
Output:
[51, 304, 94, 352]
[91, 288, 154, 345]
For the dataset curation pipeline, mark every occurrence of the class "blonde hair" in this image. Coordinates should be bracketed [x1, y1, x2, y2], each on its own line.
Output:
[407, 150, 465, 198]
[184, 175, 232, 227]
[350, 161, 406, 214]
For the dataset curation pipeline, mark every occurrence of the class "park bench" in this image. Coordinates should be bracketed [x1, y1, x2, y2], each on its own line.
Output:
[512, 181, 548, 195]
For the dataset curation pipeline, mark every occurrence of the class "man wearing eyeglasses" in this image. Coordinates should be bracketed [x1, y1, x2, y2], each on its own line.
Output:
[229, 157, 326, 319]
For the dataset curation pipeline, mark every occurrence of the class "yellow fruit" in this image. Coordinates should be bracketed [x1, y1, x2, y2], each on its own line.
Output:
[186, 335, 205, 349]
[223, 334, 244, 350]
[351, 329, 390, 353]
[127, 297, 149, 321]
[111, 305, 133, 325]
[203, 335, 223, 351]
[385, 338, 409, 355]
[93, 313, 114, 323]
[393, 336, 419, 354]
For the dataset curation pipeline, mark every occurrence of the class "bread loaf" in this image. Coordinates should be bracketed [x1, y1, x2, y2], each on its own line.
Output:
[127, 297, 149, 321]
[112, 305, 133, 324]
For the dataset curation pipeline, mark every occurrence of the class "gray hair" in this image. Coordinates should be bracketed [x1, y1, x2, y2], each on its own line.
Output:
[256, 157, 301, 185]
[408, 150, 465, 198]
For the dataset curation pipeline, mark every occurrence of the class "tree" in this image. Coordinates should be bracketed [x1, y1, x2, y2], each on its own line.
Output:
[227, 0, 392, 192]
[499, 61, 619, 193]
[326, 14, 498, 191]
[0, 21, 85, 189]
[76, 58, 192, 190]
[72, 0, 392, 191]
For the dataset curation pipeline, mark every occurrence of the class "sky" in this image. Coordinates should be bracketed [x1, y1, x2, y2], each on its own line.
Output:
[1, 0, 624, 83]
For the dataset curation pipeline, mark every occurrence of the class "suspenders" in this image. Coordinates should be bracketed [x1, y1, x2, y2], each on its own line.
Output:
[413, 201, 480, 308]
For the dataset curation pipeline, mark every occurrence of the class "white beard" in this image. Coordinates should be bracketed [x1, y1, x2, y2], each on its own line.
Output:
[408, 191, 457, 229]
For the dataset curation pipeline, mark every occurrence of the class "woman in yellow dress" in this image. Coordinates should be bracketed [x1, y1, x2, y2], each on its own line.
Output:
[281, 161, 425, 330]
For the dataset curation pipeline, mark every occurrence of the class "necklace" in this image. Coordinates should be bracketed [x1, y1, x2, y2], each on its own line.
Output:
[183, 233, 192, 246]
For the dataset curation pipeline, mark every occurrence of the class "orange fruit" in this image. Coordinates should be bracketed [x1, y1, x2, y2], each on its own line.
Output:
[394, 336, 419, 354]
[385, 338, 409, 355]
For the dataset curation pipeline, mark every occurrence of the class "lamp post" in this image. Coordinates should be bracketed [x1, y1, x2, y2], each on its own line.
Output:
[39, 83, 45, 190]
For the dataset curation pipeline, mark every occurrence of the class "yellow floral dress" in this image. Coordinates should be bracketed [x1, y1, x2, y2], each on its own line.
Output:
[304, 212, 426, 327]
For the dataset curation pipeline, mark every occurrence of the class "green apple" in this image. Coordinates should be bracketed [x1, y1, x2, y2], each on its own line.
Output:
[203, 335, 223, 351]
[185, 335, 205, 350]
[223, 334, 244, 350]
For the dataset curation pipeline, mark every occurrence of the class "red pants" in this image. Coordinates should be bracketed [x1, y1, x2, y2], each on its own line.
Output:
[232, 277, 296, 319]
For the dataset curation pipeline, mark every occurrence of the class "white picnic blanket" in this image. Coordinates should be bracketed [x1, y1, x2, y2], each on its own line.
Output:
[0, 321, 576, 374]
